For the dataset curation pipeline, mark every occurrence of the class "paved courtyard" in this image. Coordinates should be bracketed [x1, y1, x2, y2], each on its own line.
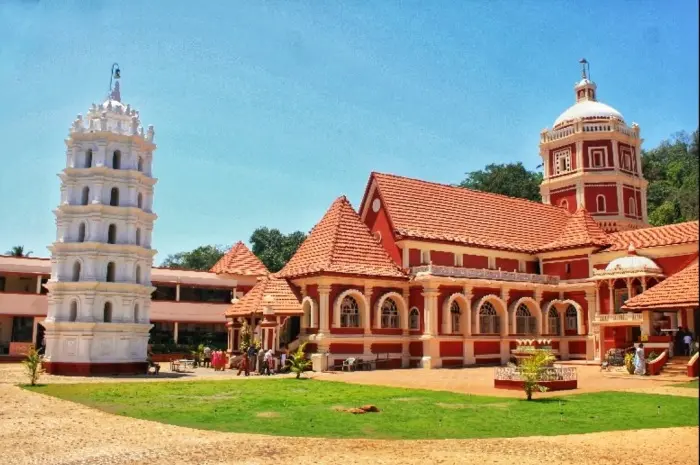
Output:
[1, 363, 697, 465]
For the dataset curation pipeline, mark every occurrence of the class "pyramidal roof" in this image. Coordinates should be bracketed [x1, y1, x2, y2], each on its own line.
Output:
[538, 207, 610, 252]
[210, 242, 269, 276]
[226, 275, 302, 317]
[278, 196, 406, 279]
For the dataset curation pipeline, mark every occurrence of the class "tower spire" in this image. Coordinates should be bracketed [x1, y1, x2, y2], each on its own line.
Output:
[579, 58, 589, 80]
[109, 63, 121, 102]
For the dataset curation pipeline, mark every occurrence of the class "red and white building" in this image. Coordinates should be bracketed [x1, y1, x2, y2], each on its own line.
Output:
[226, 67, 699, 369]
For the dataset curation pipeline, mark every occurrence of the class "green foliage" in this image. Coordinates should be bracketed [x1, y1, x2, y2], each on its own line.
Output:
[642, 130, 699, 226]
[191, 344, 206, 366]
[518, 350, 555, 400]
[250, 227, 306, 273]
[624, 353, 636, 374]
[27, 381, 700, 439]
[237, 320, 261, 353]
[5, 245, 32, 257]
[288, 342, 312, 379]
[457, 162, 543, 202]
[161, 245, 227, 271]
[22, 345, 43, 386]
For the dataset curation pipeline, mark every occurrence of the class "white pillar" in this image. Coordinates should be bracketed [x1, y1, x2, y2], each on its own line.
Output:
[463, 286, 473, 337]
[173, 321, 179, 344]
[35, 276, 43, 294]
[364, 287, 373, 335]
[318, 285, 330, 335]
[175, 283, 181, 302]
[402, 246, 409, 269]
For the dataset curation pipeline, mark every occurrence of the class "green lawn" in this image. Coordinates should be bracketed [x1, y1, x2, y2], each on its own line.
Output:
[671, 379, 699, 389]
[25, 379, 699, 440]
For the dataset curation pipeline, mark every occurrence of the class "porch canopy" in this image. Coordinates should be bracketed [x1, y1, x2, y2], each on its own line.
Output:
[622, 261, 698, 311]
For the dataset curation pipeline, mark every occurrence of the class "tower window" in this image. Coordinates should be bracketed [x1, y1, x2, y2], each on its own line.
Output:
[112, 150, 121, 169]
[107, 224, 117, 244]
[69, 301, 78, 322]
[134, 304, 140, 323]
[137, 193, 143, 209]
[559, 199, 569, 211]
[110, 187, 119, 206]
[137, 157, 144, 172]
[629, 197, 637, 217]
[81, 187, 90, 205]
[135, 228, 141, 246]
[554, 148, 572, 175]
[104, 302, 112, 323]
[78, 223, 86, 242]
[596, 195, 606, 213]
[85, 149, 93, 168]
[72, 261, 81, 282]
[135, 265, 142, 284]
[106, 262, 116, 282]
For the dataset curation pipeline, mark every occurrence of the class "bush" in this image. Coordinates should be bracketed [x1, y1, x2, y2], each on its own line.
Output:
[624, 353, 636, 374]
[288, 342, 312, 379]
[519, 349, 555, 401]
[23, 345, 44, 386]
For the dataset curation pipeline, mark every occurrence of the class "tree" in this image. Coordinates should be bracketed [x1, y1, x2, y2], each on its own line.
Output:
[518, 349, 555, 401]
[288, 341, 312, 379]
[161, 245, 227, 270]
[457, 162, 543, 202]
[6, 245, 32, 257]
[23, 345, 44, 386]
[250, 227, 307, 273]
[642, 130, 699, 226]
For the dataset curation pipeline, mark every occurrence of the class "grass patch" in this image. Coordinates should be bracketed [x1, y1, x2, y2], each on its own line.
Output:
[670, 379, 699, 389]
[25, 379, 698, 440]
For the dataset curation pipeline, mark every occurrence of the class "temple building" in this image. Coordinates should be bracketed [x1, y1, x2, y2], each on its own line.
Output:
[226, 64, 699, 369]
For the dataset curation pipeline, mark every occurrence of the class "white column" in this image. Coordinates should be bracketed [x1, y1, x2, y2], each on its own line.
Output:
[35, 276, 43, 294]
[175, 283, 181, 302]
[575, 140, 584, 172]
[173, 321, 179, 344]
[364, 287, 373, 335]
[318, 285, 330, 335]
[463, 285, 473, 336]
[402, 246, 409, 269]
[616, 182, 624, 218]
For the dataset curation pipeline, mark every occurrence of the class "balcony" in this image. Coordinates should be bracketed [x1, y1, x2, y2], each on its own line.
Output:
[409, 265, 560, 285]
[593, 312, 643, 325]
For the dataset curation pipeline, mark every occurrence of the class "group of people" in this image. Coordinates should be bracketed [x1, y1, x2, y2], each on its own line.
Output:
[236, 345, 289, 377]
[202, 347, 227, 371]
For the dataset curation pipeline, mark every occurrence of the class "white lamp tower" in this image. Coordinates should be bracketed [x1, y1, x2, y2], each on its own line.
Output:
[43, 64, 158, 375]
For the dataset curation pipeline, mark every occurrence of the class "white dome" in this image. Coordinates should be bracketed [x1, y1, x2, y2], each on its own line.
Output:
[605, 254, 661, 273]
[554, 100, 624, 127]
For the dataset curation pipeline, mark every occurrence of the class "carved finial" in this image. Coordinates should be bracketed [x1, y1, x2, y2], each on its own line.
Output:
[108, 63, 121, 102]
[131, 116, 139, 135]
[627, 243, 637, 255]
[146, 125, 155, 142]
[579, 58, 589, 80]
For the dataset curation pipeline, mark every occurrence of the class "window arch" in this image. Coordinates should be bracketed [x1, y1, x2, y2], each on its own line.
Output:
[137, 192, 143, 209]
[85, 149, 93, 168]
[110, 187, 119, 206]
[450, 300, 461, 333]
[548, 308, 561, 335]
[135, 265, 142, 284]
[81, 186, 90, 205]
[103, 302, 113, 323]
[134, 303, 140, 323]
[629, 197, 637, 217]
[515, 304, 536, 335]
[559, 199, 569, 211]
[479, 301, 500, 334]
[596, 194, 606, 213]
[112, 150, 121, 169]
[381, 298, 399, 329]
[409, 307, 420, 330]
[135, 228, 141, 246]
[69, 301, 78, 322]
[340, 295, 360, 328]
[72, 261, 81, 282]
[106, 262, 116, 282]
[565, 305, 578, 331]
[107, 224, 117, 244]
[78, 223, 86, 242]
[302, 298, 315, 328]
[137, 156, 143, 172]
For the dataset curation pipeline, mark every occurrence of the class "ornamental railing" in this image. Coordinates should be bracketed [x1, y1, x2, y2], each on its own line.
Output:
[540, 120, 639, 144]
[594, 312, 643, 323]
[592, 266, 664, 277]
[494, 366, 578, 382]
[410, 265, 560, 285]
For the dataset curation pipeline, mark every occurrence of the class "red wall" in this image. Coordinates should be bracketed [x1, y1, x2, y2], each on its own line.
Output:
[496, 258, 519, 272]
[550, 187, 577, 212]
[582, 140, 613, 169]
[584, 184, 618, 215]
[618, 143, 637, 174]
[568, 340, 587, 355]
[329, 343, 363, 354]
[656, 254, 698, 276]
[409, 286, 424, 334]
[363, 193, 401, 264]
[431, 250, 454, 266]
[371, 343, 402, 354]
[463, 254, 489, 269]
[440, 341, 463, 357]
[525, 261, 538, 274]
[409, 341, 423, 357]
[542, 257, 590, 279]
[549, 143, 577, 172]
[474, 341, 500, 355]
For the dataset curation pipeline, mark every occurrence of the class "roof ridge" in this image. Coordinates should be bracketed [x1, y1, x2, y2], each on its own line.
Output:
[325, 196, 347, 270]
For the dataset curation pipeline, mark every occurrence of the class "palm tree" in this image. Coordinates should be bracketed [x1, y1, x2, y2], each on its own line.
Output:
[6, 245, 32, 257]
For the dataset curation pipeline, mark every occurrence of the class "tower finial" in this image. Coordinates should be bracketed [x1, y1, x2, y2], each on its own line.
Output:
[579, 58, 589, 80]
[109, 63, 121, 102]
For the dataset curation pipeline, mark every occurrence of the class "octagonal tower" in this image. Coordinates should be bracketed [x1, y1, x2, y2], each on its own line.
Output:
[42, 66, 158, 375]
[539, 60, 648, 232]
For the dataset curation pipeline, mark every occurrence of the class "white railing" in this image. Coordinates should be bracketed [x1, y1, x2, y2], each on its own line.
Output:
[594, 312, 643, 323]
[494, 366, 577, 382]
[541, 120, 639, 143]
[592, 266, 664, 277]
[411, 265, 560, 285]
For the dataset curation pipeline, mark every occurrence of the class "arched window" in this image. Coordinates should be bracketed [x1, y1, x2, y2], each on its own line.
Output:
[137, 193, 143, 209]
[450, 300, 461, 333]
[110, 187, 119, 206]
[381, 298, 399, 329]
[107, 224, 117, 244]
[106, 262, 116, 282]
[81, 187, 90, 205]
[135, 228, 141, 246]
[479, 301, 500, 334]
[629, 197, 637, 217]
[85, 149, 93, 168]
[135, 265, 142, 284]
[302, 299, 313, 327]
[409, 307, 420, 330]
[565, 305, 578, 331]
[515, 304, 536, 335]
[340, 295, 360, 328]
[69, 301, 78, 322]
[72, 261, 81, 282]
[103, 302, 112, 323]
[137, 157, 143, 172]
[548, 308, 561, 335]
[112, 150, 121, 169]
[559, 199, 569, 211]
[78, 223, 86, 242]
[134, 304, 140, 323]
[596, 195, 606, 213]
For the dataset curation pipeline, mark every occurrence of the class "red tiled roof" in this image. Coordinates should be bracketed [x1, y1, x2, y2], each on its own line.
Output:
[606, 221, 699, 252]
[210, 242, 269, 276]
[278, 196, 406, 279]
[366, 172, 572, 253]
[538, 208, 610, 252]
[623, 261, 699, 310]
[226, 275, 302, 317]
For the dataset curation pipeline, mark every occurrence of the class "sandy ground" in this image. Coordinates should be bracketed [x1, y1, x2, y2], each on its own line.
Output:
[1, 364, 698, 465]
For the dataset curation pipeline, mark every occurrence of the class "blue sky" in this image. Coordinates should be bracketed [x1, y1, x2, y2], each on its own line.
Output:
[1, 1, 698, 263]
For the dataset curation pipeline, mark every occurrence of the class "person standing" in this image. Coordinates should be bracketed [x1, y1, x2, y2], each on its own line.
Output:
[263, 348, 274, 376]
[203, 346, 212, 368]
[279, 345, 288, 373]
[247, 345, 258, 373]
[633, 343, 646, 375]
[683, 332, 693, 356]
[237, 352, 249, 376]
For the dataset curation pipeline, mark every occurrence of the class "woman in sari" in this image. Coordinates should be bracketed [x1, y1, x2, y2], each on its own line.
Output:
[633, 343, 646, 375]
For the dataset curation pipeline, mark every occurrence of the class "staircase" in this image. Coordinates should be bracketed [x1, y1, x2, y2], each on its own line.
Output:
[660, 356, 691, 378]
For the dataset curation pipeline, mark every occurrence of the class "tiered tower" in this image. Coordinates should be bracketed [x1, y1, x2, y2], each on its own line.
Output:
[539, 60, 648, 232]
[42, 65, 158, 375]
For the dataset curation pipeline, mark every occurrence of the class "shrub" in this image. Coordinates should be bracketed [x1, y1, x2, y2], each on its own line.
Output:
[288, 342, 312, 379]
[624, 353, 635, 374]
[23, 345, 44, 386]
[519, 349, 555, 401]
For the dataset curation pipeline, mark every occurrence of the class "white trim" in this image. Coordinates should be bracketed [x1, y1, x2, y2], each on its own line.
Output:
[472, 295, 508, 336]
[301, 296, 317, 329]
[508, 296, 542, 335]
[375, 291, 408, 330]
[333, 289, 368, 329]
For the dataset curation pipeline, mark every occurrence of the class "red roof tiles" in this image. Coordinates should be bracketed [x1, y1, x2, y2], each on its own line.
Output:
[538, 208, 610, 252]
[226, 275, 302, 317]
[366, 172, 572, 253]
[210, 242, 269, 276]
[623, 261, 699, 310]
[278, 196, 406, 279]
[606, 221, 699, 252]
